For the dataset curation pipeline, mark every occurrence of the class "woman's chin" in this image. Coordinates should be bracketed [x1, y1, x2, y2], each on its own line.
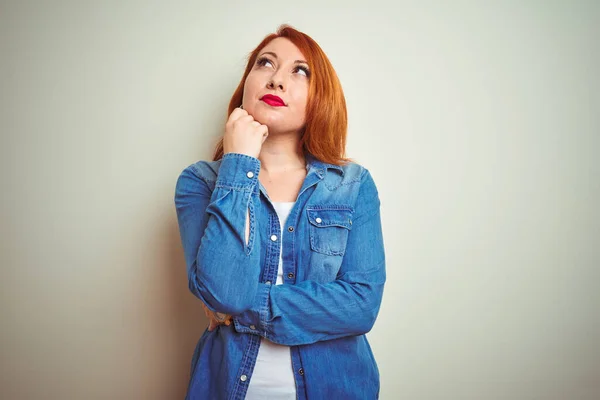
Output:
[250, 107, 303, 134]
[252, 108, 279, 123]
[253, 114, 284, 131]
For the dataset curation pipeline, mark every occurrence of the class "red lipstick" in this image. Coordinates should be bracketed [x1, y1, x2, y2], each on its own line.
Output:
[261, 94, 286, 107]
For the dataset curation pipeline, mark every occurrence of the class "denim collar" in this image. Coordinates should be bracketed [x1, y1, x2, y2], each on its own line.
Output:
[305, 153, 344, 177]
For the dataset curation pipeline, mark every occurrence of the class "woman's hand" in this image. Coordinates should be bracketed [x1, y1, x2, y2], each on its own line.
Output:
[201, 301, 233, 331]
[223, 107, 269, 159]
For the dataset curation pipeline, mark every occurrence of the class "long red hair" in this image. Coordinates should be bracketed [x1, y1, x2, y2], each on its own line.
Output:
[212, 25, 353, 166]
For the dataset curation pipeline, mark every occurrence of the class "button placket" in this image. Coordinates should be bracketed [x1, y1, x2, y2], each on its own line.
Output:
[265, 210, 281, 287]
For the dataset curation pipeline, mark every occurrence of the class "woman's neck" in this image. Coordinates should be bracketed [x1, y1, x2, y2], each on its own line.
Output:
[258, 133, 306, 174]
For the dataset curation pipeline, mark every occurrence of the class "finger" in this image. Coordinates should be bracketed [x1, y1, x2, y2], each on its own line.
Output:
[208, 319, 217, 331]
[233, 115, 255, 126]
[257, 124, 269, 137]
[201, 303, 210, 317]
[228, 107, 248, 123]
[203, 306, 214, 320]
[214, 312, 227, 322]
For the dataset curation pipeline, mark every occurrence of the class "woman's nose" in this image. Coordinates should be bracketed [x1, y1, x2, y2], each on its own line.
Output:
[267, 73, 285, 91]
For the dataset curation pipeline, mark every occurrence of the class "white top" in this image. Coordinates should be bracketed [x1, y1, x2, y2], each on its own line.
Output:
[245, 201, 297, 399]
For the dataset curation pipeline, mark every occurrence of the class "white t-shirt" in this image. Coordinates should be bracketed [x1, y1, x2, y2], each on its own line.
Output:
[245, 201, 297, 399]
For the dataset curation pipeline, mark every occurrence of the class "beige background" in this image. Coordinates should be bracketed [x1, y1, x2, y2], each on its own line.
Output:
[1, 1, 599, 399]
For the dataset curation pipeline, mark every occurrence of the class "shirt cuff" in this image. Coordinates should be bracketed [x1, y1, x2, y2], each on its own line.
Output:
[215, 153, 261, 191]
[233, 282, 272, 335]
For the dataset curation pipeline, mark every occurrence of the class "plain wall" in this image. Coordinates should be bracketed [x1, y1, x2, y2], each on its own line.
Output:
[1, 1, 598, 399]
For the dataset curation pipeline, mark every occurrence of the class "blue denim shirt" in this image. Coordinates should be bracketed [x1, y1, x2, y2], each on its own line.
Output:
[174, 152, 386, 399]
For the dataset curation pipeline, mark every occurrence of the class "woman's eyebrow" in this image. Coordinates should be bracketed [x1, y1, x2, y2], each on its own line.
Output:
[258, 51, 308, 65]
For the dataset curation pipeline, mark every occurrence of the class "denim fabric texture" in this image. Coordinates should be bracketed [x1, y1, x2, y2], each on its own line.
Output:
[174, 152, 386, 399]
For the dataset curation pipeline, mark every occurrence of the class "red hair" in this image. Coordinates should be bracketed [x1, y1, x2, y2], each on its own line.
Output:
[212, 25, 353, 166]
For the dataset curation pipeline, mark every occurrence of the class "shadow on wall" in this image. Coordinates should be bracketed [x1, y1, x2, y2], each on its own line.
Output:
[162, 217, 209, 398]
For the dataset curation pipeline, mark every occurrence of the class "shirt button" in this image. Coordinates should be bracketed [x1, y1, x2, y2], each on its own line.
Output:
[298, 368, 304, 375]
[287, 272, 294, 279]
[246, 171, 254, 178]
[250, 325, 256, 330]
[288, 226, 294, 232]
[270, 234, 277, 241]
[315, 217, 322, 224]
[240, 374, 247, 382]
[265, 280, 272, 285]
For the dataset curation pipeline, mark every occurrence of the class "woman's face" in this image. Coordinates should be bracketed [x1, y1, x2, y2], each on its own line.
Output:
[242, 37, 310, 135]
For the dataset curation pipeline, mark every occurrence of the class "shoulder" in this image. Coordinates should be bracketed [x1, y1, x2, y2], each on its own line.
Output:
[322, 160, 375, 191]
[337, 162, 381, 223]
[341, 161, 366, 181]
[175, 159, 223, 193]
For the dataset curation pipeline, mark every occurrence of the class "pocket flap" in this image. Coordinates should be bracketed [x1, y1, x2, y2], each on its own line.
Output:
[307, 207, 353, 230]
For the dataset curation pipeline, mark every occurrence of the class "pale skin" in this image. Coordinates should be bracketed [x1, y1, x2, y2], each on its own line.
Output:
[203, 37, 311, 330]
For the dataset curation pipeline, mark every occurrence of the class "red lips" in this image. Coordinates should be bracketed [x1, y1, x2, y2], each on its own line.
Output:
[261, 94, 286, 107]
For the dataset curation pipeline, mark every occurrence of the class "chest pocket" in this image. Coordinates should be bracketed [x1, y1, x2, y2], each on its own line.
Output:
[306, 206, 354, 256]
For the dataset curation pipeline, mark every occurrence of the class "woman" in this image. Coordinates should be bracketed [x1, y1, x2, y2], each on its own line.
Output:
[175, 25, 386, 400]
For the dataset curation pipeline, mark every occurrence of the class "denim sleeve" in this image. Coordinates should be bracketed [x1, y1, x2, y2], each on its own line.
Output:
[233, 169, 386, 346]
[174, 153, 262, 315]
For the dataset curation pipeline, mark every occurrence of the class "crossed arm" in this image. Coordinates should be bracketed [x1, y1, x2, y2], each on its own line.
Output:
[175, 153, 386, 345]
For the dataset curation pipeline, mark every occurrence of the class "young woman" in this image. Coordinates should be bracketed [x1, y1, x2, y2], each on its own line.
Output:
[175, 25, 386, 400]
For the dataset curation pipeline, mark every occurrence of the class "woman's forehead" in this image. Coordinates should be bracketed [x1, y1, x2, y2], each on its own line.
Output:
[261, 37, 307, 61]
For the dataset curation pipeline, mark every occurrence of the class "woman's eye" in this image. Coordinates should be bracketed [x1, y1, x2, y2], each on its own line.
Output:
[295, 66, 310, 77]
[257, 57, 274, 68]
